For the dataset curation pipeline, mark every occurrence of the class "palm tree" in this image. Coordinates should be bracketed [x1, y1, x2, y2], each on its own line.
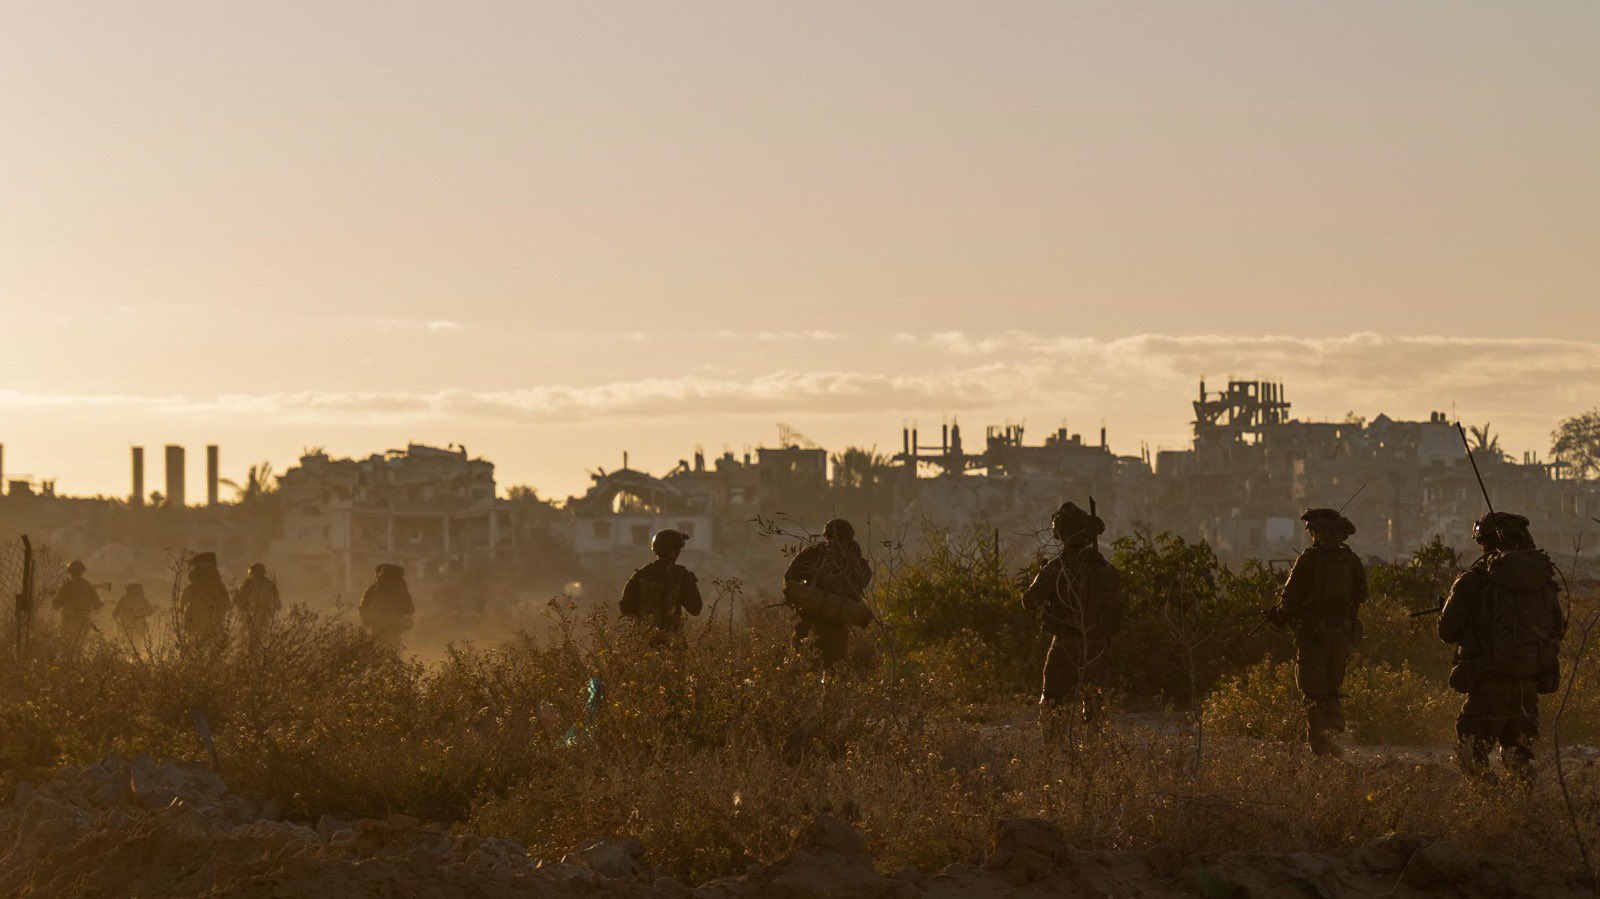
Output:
[220, 462, 278, 504]
[1467, 423, 1506, 461]
[830, 446, 894, 489]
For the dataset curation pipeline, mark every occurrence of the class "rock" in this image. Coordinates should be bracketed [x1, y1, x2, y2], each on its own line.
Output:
[564, 838, 643, 879]
[993, 817, 1067, 861]
[407, 847, 440, 875]
[317, 814, 355, 841]
[652, 874, 691, 898]
[1004, 848, 1055, 884]
[1402, 842, 1478, 889]
[797, 815, 870, 861]
[1351, 834, 1428, 873]
[386, 813, 420, 831]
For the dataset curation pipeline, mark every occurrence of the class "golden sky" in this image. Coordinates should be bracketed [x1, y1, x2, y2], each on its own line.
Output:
[2, 3, 1597, 499]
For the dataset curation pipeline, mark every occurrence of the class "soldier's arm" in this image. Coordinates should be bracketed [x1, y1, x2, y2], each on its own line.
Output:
[1437, 568, 1484, 645]
[618, 572, 641, 616]
[1350, 553, 1369, 611]
[784, 546, 821, 584]
[1021, 559, 1059, 612]
[679, 569, 703, 617]
[1280, 553, 1313, 618]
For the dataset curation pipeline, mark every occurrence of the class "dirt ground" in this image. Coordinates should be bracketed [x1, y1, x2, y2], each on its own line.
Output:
[2, 754, 1595, 898]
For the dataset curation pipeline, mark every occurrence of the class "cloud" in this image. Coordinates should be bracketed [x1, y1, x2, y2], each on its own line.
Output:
[371, 317, 463, 333]
[714, 329, 844, 343]
[3, 333, 1593, 457]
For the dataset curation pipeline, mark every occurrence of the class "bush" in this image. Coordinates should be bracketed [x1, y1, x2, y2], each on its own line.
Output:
[1205, 658, 1457, 746]
[1109, 532, 1288, 703]
[871, 523, 1042, 700]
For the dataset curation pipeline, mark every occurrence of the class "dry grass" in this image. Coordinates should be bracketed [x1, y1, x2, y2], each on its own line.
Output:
[3, 530, 1599, 884]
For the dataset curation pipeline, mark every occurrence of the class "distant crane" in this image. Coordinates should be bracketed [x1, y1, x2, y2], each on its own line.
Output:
[776, 423, 821, 450]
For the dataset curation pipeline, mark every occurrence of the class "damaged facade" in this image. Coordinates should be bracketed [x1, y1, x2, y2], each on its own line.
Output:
[3, 381, 1597, 610]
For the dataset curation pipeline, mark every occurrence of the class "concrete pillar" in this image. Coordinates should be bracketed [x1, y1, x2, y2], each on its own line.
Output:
[165, 445, 186, 507]
[131, 447, 145, 506]
[206, 445, 219, 506]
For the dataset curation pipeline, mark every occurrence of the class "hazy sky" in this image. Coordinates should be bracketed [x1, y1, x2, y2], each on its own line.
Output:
[2, 3, 1597, 500]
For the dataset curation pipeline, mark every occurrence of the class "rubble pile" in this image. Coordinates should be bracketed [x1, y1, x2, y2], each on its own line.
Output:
[1, 757, 1592, 898]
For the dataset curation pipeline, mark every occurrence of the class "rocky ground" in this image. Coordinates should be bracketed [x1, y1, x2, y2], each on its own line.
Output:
[1, 756, 1593, 898]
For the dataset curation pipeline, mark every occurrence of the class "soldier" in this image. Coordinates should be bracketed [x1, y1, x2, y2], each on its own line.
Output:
[234, 562, 282, 638]
[113, 583, 155, 646]
[783, 518, 873, 666]
[618, 529, 703, 633]
[1439, 512, 1564, 776]
[1023, 502, 1124, 723]
[180, 552, 232, 642]
[360, 563, 415, 649]
[1268, 508, 1366, 757]
[51, 560, 103, 644]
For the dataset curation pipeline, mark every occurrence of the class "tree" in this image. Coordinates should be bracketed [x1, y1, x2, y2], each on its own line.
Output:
[220, 462, 278, 504]
[830, 446, 894, 490]
[1552, 410, 1600, 480]
[1466, 422, 1505, 461]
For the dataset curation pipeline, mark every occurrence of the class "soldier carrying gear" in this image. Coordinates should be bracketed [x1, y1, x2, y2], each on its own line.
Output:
[180, 552, 232, 643]
[1023, 502, 1125, 721]
[113, 582, 155, 646]
[1271, 507, 1366, 757]
[361, 563, 415, 649]
[234, 562, 282, 638]
[784, 518, 873, 666]
[1439, 511, 1564, 776]
[51, 560, 103, 644]
[619, 529, 703, 633]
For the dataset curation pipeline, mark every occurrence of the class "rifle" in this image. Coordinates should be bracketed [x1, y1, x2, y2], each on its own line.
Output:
[1410, 598, 1445, 618]
[1338, 483, 1367, 514]
[1248, 606, 1288, 636]
[1410, 424, 1492, 619]
[1458, 421, 1494, 514]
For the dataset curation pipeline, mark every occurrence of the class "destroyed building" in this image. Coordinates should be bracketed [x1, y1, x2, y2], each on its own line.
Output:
[274, 443, 503, 595]
[3, 382, 1597, 611]
[1154, 380, 1598, 562]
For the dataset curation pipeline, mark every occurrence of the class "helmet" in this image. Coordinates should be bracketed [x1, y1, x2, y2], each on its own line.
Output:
[376, 563, 405, 578]
[823, 518, 855, 542]
[1050, 502, 1105, 542]
[1301, 508, 1356, 539]
[189, 551, 217, 568]
[651, 529, 689, 555]
[247, 562, 268, 577]
[66, 560, 86, 576]
[1473, 511, 1531, 546]
[123, 583, 146, 599]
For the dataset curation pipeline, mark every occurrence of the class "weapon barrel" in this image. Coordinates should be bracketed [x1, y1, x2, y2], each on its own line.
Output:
[1456, 422, 1494, 513]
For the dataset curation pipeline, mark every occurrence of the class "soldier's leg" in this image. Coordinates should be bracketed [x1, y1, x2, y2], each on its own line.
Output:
[1040, 636, 1080, 707]
[1313, 632, 1353, 755]
[1500, 681, 1539, 774]
[819, 623, 849, 667]
[1295, 633, 1336, 754]
[1456, 689, 1500, 775]
[1080, 637, 1113, 730]
[1040, 636, 1085, 743]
